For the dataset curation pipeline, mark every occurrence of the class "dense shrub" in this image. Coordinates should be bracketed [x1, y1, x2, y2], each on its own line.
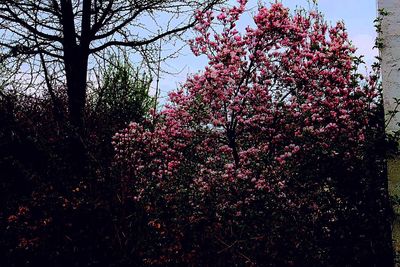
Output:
[88, 56, 153, 137]
[114, 2, 392, 266]
[0, 59, 153, 266]
[86, 56, 154, 170]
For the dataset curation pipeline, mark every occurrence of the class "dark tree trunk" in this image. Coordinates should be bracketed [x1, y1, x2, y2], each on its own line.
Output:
[61, 0, 90, 133]
[227, 128, 240, 168]
[65, 48, 89, 133]
[60, 0, 91, 175]
[63, 47, 89, 175]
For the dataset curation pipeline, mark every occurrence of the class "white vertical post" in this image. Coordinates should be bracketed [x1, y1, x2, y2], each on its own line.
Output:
[379, 0, 400, 132]
[378, 0, 400, 257]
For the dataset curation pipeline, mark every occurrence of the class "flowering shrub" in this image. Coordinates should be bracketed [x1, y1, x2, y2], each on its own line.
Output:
[114, 1, 389, 265]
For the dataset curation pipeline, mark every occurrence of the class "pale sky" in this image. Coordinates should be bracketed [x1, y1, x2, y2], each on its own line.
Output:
[156, 0, 378, 100]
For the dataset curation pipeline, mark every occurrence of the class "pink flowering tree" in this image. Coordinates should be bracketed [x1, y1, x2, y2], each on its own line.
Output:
[113, 1, 388, 265]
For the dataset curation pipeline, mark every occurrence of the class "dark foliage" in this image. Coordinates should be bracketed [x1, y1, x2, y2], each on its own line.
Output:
[0, 62, 153, 266]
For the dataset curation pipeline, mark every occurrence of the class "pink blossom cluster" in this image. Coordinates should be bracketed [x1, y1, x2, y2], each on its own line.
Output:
[113, 1, 380, 264]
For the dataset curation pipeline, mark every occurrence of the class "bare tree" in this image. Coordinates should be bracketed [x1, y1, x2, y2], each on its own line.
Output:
[0, 0, 224, 132]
